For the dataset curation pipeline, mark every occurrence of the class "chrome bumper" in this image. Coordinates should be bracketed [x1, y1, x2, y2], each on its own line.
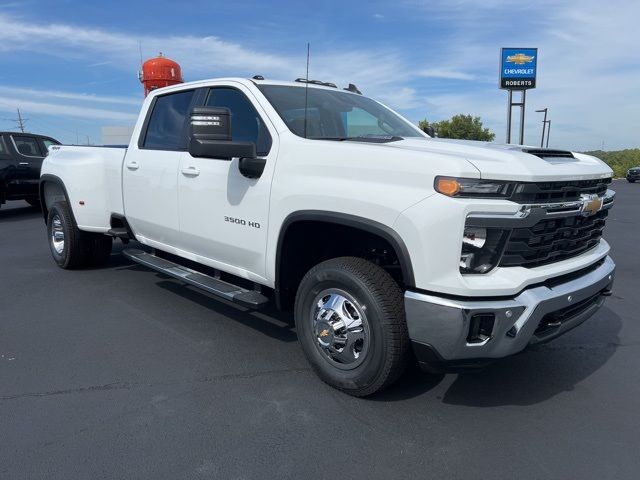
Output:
[405, 256, 615, 363]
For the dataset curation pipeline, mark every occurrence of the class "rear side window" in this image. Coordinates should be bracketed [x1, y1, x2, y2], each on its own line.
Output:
[0, 137, 8, 157]
[13, 136, 42, 157]
[143, 90, 195, 150]
[41, 139, 59, 155]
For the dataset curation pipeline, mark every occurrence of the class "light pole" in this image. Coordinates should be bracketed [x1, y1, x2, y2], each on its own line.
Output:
[546, 119, 551, 148]
[535, 108, 548, 147]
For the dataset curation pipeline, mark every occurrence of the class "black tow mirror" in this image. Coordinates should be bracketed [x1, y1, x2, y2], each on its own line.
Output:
[188, 106, 256, 160]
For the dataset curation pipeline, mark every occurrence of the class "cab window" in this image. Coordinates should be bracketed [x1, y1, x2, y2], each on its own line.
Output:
[205, 88, 272, 156]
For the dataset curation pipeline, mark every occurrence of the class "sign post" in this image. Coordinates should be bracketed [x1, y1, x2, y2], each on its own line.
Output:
[500, 48, 537, 145]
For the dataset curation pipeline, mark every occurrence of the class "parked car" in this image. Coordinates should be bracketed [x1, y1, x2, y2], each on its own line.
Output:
[39, 77, 615, 396]
[0, 132, 60, 208]
[626, 166, 640, 183]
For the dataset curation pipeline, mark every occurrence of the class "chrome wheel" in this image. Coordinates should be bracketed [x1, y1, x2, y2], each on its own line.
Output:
[51, 214, 65, 255]
[311, 289, 369, 370]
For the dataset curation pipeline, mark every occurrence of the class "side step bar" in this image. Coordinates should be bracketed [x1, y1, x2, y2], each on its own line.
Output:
[122, 249, 269, 309]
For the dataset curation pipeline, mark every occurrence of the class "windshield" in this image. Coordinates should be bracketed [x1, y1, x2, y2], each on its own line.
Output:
[257, 85, 424, 141]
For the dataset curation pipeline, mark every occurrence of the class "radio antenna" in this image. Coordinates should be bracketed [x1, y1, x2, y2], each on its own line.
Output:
[304, 42, 310, 139]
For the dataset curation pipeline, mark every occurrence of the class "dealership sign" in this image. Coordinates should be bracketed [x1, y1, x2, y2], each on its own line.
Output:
[500, 48, 537, 89]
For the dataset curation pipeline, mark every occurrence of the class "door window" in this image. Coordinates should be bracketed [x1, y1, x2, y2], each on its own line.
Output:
[143, 89, 196, 150]
[12, 136, 42, 157]
[206, 88, 272, 156]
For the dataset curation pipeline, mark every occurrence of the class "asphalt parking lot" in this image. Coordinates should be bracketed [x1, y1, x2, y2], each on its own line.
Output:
[1, 180, 639, 479]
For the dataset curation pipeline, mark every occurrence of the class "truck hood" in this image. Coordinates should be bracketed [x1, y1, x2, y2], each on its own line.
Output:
[385, 138, 612, 182]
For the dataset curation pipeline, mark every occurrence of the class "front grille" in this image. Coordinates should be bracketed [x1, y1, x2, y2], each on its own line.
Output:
[509, 178, 611, 204]
[500, 209, 608, 268]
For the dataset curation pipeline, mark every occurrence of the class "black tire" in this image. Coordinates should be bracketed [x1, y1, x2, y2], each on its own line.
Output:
[26, 197, 41, 208]
[46, 201, 112, 269]
[629, 179, 636, 183]
[294, 257, 409, 397]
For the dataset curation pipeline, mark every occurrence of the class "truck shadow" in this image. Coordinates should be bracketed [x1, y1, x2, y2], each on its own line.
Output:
[374, 307, 622, 405]
[0, 204, 41, 223]
[155, 279, 298, 343]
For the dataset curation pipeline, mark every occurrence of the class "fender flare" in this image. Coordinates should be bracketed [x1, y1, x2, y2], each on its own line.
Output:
[275, 210, 415, 289]
[39, 174, 71, 222]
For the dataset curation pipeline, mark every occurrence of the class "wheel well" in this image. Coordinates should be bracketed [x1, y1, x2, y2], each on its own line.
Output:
[276, 218, 412, 310]
[40, 180, 67, 220]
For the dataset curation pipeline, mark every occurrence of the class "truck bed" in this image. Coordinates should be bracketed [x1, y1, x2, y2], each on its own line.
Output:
[42, 144, 127, 232]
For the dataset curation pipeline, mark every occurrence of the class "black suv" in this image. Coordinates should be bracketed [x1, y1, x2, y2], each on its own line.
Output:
[627, 166, 640, 183]
[0, 132, 60, 208]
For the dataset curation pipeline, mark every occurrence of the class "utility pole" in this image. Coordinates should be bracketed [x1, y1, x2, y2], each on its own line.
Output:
[12, 108, 28, 133]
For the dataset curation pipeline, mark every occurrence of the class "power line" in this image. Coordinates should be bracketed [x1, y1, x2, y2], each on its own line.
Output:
[3, 108, 29, 132]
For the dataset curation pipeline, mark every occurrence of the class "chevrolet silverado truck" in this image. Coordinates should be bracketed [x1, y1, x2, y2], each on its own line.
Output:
[1, 131, 60, 208]
[39, 77, 616, 396]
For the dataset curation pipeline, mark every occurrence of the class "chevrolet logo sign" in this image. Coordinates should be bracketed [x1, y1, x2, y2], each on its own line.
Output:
[506, 53, 535, 65]
[319, 329, 330, 338]
[580, 194, 604, 216]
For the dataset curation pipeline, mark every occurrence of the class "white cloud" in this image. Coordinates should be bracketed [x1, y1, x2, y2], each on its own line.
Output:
[418, 68, 476, 81]
[0, 95, 138, 122]
[0, 86, 140, 106]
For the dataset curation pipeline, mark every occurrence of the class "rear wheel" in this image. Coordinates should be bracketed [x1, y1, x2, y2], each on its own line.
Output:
[47, 201, 112, 269]
[294, 257, 409, 397]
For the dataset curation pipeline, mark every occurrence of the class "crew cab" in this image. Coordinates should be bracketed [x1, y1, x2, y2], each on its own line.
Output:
[0, 132, 60, 208]
[39, 77, 616, 396]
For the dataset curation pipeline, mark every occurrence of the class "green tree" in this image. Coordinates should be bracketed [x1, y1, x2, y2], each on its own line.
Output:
[419, 114, 495, 141]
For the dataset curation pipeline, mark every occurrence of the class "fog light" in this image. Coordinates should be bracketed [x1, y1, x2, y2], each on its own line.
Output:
[463, 227, 486, 249]
[460, 226, 509, 274]
[467, 313, 495, 344]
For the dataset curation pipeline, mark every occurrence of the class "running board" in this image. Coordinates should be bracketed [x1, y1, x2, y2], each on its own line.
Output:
[122, 249, 269, 309]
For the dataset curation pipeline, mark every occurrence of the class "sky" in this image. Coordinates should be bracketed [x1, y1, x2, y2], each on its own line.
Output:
[0, 0, 637, 151]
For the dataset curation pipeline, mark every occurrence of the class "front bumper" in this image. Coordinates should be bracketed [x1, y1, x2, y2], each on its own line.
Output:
[405, 255, 615, 366]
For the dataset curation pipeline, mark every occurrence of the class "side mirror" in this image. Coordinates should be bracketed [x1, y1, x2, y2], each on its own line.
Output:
[425, 126, 436, 138]
[188, 106, 256, 160]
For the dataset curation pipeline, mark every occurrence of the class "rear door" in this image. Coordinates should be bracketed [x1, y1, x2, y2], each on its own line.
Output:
[122, 88, 199, 247]
[10, 135, 44, 181]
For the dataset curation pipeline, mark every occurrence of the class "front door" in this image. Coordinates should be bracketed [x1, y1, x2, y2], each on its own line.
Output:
[177, 84, 278, 282]
[123, 88, 198, 247]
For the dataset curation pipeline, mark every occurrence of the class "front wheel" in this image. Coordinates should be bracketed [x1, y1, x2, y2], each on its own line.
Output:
[628, 179, 636, 183]
[47, 201, 112, 269]
[294, 257, 409, 397]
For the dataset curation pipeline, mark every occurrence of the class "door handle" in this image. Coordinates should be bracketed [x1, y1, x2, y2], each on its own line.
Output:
[126, 161, 139, 170]
[18, 162, 30, 167]
[181, 166, 200, 177]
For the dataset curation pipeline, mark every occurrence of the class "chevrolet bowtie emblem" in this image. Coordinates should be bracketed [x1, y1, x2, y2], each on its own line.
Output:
[581, 194, 603, 216]
[319, 329, 330, 338]
[506, 53, 535, 65]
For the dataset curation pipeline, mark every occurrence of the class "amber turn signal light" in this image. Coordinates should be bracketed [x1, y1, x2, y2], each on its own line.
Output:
[435, 177, 461, 196]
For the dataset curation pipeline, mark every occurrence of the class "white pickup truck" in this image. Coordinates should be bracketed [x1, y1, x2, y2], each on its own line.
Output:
[40, 77, 616, 396]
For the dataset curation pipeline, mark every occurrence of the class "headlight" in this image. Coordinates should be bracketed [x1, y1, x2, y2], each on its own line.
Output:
[460, 226, 509, 274]
[435, 176, 514, 198]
